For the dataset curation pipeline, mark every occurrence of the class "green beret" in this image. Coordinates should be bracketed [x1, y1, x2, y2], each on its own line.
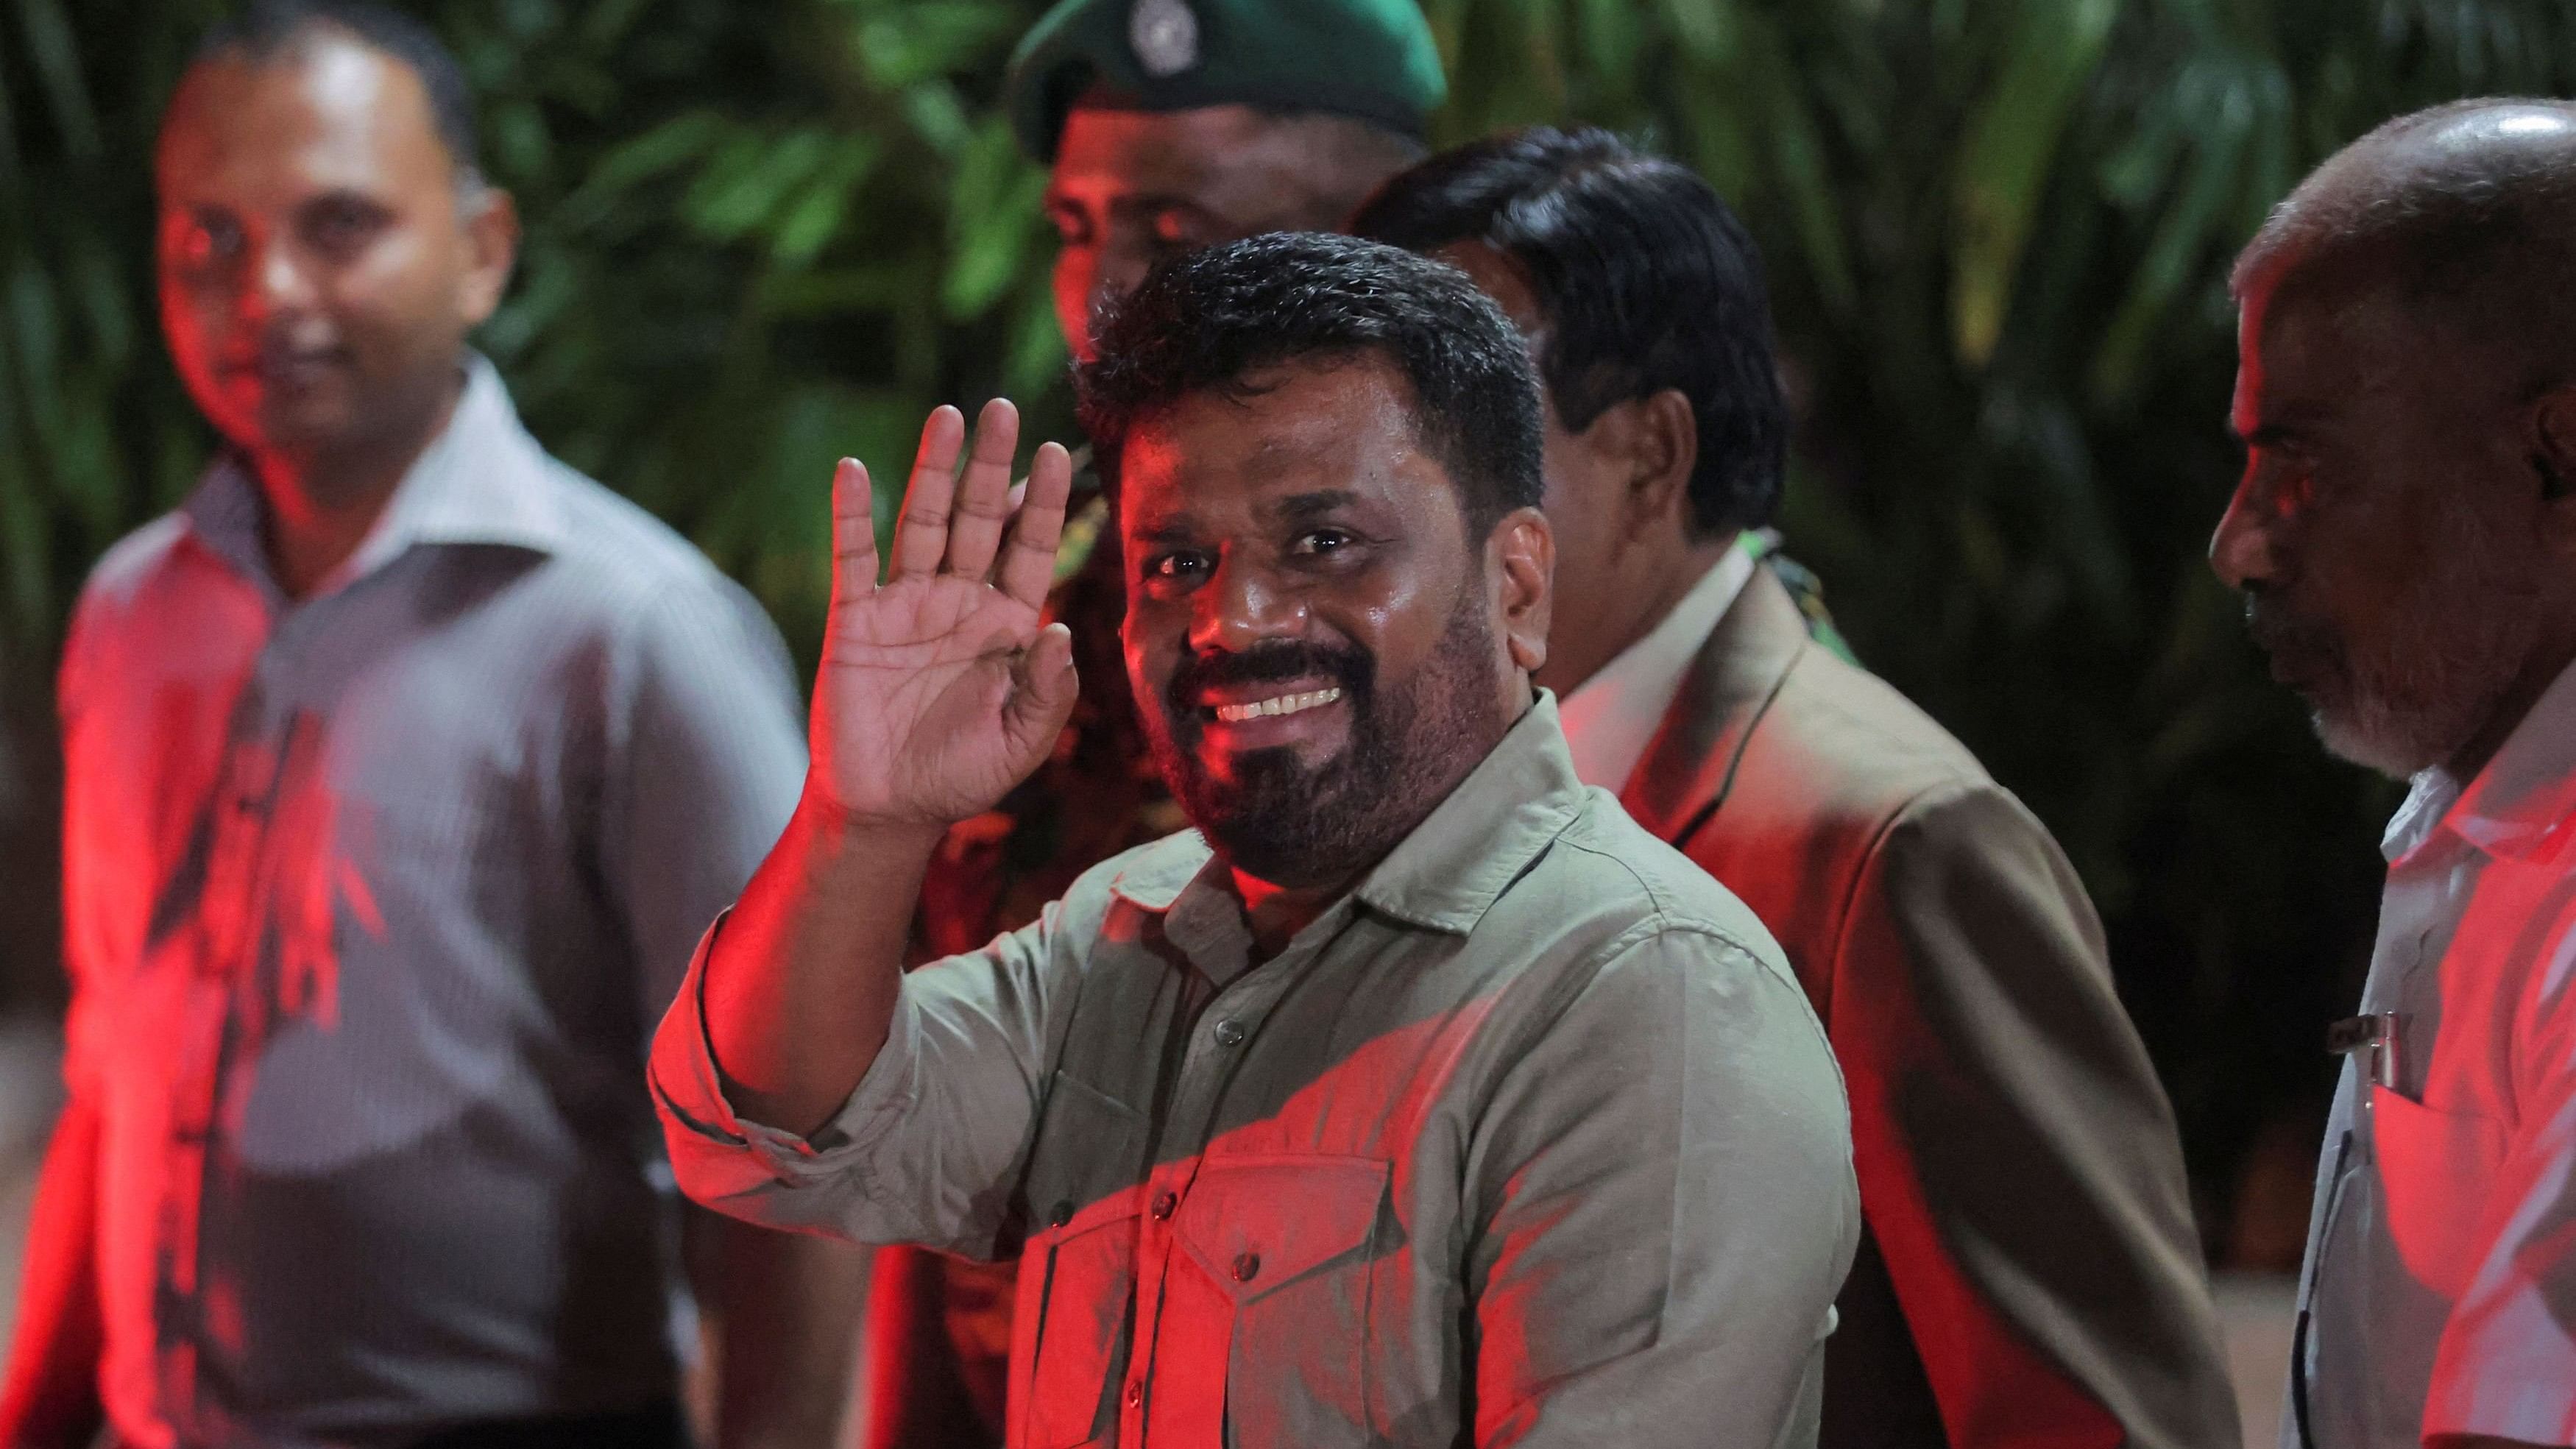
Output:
[1007, 0, 1447, 163]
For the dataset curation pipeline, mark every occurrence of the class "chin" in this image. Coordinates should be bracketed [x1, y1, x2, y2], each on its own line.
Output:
[2312, 707, 2441, 780]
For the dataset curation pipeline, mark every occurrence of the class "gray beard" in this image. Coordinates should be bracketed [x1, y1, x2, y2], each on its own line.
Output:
[2297, 501, 2547, 779]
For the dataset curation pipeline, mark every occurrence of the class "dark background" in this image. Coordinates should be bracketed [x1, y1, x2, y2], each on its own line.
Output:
[5, 0, 2569, 1266]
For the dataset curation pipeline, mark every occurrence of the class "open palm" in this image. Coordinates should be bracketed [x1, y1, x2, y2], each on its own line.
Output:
[812, 399, 1080, 829]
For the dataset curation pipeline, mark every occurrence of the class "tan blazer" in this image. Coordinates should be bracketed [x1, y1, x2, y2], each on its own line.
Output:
[1621, 565, 2240, 1449]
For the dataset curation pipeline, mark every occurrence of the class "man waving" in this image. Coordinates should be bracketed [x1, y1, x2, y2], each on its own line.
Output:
[651, 234, 1858, 1448]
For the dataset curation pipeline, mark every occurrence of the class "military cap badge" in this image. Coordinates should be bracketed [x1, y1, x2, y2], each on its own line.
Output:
[1128, 0, 1199, 77]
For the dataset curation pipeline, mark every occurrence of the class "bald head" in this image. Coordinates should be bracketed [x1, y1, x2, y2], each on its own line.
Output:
[2235, 98, 2576, 387]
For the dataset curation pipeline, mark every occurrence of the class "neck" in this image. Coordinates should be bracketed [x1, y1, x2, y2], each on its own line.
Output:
[1543, 529, 1737, 695]
[2445, 620, 2576, 783]
[252, 372, 464, 599]
[1231, 866, 1356, 961]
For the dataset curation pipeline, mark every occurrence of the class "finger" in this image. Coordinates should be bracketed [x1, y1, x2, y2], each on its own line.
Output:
[943, 398, 1022, 581]
[892, 405, 966, 580]
[997, 440, 1078, 610]
[829, 458, 878, 609]
[1001, 623, 1080, 769]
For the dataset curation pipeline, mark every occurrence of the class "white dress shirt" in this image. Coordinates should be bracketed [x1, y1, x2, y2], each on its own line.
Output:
[58, 356, 807, 1447]
[1556, 545, 1755, 792]
[2285, 654, 2576, 1448]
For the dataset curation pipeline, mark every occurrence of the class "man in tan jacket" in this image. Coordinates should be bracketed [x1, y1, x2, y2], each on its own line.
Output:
[1356, 127, 2241, 1449]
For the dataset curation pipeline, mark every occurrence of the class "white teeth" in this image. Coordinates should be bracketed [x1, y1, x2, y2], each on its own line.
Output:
[1212, 687, 1342, 723]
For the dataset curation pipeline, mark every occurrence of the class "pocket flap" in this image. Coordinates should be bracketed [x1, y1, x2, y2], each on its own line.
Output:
[2371, 1083, 2509, 1298]
[1174, 1153, 1389, 1303]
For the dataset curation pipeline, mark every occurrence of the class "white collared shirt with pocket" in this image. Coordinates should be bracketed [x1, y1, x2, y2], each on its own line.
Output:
[2287, 658, 2576, 1448]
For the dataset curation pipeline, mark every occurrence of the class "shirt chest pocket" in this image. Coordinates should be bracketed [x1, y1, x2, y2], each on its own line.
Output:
[2371, 1083, 2510, 1300]
[1158, 1154, 1394, 1449]
[1012, 1073, 1144, 1449]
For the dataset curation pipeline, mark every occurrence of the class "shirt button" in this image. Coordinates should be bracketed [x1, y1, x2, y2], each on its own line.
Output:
[1124, 1379, 1144, 1409]
[1233, 1252, 1261, 1283]
[1213, 1018, 1247, 1047]
[1047, 1200, 1072, 1229]
[1150, 1190, 1177, 1221]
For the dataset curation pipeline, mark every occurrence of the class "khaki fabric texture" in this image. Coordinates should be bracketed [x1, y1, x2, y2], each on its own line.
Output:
[1621, 567, 2240, 1449]
[655, 696, 1860, 1448]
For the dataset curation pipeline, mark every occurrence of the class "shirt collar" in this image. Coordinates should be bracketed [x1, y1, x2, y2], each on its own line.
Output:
[180, 354, 570, 595]
[1105, 691, 1588, 938]
[1558, 545, 1755, 791]
[2408, 653, 2576, 864]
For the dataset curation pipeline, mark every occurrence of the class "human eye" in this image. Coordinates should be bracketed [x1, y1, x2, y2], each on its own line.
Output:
[1142, 549, 1212, 591]
[1046, 202, 1091, 246]
[1288, 527, 1359, 559]
[173, 210, 245, 271]
[302, 195, 389, 260]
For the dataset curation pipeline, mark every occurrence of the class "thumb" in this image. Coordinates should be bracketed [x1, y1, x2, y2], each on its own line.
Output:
[1001, 623, 1080, 765]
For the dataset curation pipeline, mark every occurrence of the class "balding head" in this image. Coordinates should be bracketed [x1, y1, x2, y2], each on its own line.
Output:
[2235, 99, 2576, 388]
[2212, 99, 2576, 782]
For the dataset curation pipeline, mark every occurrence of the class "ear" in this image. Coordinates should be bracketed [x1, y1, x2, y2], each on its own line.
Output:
[1489, 506, 1554, 677]
[456, 185, 520, 329]
[1585, 389, 1699, 545]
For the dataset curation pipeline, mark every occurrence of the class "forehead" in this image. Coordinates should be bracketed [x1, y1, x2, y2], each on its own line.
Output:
[1050, 102, 1305, 204]
[2234, 263, 2426, 431]
[158, 34, 447, 202]
[1118, 357, 1451, 524]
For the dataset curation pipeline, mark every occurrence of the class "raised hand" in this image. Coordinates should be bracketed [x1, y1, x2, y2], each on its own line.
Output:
[808, 399, 1078, 830]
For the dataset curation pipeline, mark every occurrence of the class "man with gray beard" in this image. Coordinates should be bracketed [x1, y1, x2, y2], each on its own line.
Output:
[2215, 99, 2576, 1449]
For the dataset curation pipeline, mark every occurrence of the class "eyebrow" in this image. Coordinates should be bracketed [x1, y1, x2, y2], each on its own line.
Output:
[1272, 489, 1361, 522]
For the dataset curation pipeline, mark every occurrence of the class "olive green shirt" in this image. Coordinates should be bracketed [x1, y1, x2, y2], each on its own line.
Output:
[653, 695, 1860, 1448]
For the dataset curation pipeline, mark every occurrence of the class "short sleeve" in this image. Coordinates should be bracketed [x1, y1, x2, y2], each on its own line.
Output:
[2422, 907, 2576, 1444]
[603, 577, 808, 1037]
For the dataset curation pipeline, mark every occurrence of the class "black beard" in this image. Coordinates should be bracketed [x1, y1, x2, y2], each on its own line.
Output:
[1142, 592, 1501, 888]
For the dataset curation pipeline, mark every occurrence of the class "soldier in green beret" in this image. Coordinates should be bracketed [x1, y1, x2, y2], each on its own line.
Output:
[860, 4, 1445, 1444]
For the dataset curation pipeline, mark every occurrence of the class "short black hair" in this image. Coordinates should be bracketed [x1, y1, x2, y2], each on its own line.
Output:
[1075, 231, 1545, 535]
[194, 0, 482, 183]
[1352, 127, 1788, 537]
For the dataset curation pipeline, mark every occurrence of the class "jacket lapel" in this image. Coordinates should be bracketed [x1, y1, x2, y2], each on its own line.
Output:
[1618, 564, 1812, 849]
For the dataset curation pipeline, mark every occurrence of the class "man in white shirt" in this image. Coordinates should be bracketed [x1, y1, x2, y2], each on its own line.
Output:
[1356, 127, 2238, 1449]
[2215, 99, 2576, 1449]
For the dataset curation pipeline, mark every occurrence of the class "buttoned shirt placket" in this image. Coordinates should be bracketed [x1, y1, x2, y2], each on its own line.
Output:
[1118, 885, 1361, 1446]
[2292, 783, 2475, 1449]
[155, 566, 305, 1430]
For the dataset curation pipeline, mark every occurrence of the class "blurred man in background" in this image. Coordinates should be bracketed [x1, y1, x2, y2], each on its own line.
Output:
[2216, 99, 2576, 1449]
[1356, 128, 2240, 1449]
[863, 3, 1443, 1442]
[0, 4, 863, 1445]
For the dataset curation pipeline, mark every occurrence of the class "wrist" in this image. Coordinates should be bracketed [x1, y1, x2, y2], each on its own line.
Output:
[792, 782, 949, 857]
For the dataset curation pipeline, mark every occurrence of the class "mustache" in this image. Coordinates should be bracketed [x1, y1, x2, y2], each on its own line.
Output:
[1164, 639, 1373, 718]
[2244, 590, 2332, 656]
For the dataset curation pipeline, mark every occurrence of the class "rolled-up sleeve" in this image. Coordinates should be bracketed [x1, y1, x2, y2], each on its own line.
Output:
[1465, 921, 1860, 1448]
[651, 900, 1075, 1258]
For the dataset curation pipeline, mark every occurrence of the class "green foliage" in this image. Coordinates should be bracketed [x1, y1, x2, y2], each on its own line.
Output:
[4, 0, 2573, 1240]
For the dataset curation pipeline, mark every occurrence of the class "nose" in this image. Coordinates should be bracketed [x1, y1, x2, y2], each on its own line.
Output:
[1188, 556, 1303, 657]
[250, 234, 316, 319]
[2209, 463, 2279, 590]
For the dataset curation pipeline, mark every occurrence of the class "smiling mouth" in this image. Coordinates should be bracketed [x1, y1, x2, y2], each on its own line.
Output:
[1210, 687, 1342, 723]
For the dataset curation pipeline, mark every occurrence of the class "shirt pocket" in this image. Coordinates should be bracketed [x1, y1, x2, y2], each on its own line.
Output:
[1167, 1153, 1393, 1448]
[2371, 1083, 2509, 1300]
[1012, 1071, 1145, 1449]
